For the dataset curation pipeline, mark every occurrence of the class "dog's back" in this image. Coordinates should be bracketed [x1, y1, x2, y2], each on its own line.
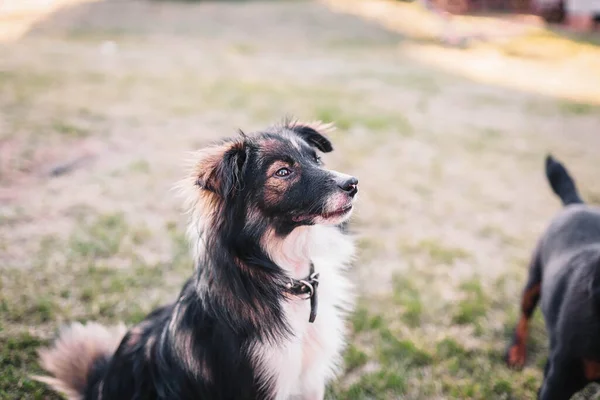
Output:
[541, 206, 600, 266]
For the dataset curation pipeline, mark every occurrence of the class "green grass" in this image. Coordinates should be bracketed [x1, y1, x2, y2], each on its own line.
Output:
[402, 238, 471, 265]
[0, 210, 194, 398]
[557, 100, 598, 116]
[69, 213, 129, 259]
[342, 370, 407, 398]
[0, 334, 60, 400]
[392, 275, 423, 327]
[452, 279, 489, 329]
[52, 120, 89, 138]
[2, 296, 58, 325]
[436, 337, 469, 359]
[351, 305, 385, 333]
[314, 105, 413, 135]
[128, 159, 151, 174]
[378, 329, 433, 367]
[344, 344, 369, 372]
[329, 301, 546, 399]
[0, 70, 61, 109]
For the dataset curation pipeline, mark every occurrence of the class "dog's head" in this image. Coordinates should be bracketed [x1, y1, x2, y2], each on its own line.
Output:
[188, 121, 358, 236]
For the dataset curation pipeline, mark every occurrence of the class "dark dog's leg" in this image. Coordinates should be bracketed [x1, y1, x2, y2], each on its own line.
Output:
[538, 357, 587, 400]
[506, 247, 542, 369]
[543, 358, 551, 377]
[537, 359, 551, 399]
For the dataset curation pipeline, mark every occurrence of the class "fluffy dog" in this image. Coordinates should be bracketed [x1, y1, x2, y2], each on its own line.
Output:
[506, 155, 600, 399]
[35, 120, 358, 400]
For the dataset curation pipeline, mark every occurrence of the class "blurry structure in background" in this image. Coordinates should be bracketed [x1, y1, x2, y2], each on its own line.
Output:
[423, 0, 600, 31]
[416, 0, 536, 46]
[562, 0, 600, 31]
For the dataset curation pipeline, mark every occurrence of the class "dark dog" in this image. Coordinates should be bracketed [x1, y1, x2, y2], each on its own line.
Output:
[506, 155, 600, 399]
[35, 120, 358, 400]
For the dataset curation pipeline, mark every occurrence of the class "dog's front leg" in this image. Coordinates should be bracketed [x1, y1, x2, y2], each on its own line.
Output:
[506, 245, 542, 369]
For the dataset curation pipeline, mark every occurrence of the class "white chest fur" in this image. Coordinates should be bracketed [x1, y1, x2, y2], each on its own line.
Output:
[252, 225, 355, 400]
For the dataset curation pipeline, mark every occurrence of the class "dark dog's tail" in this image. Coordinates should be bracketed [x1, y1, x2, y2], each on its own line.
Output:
[33, 322, 127, 399]
[545, 155, 584, 206]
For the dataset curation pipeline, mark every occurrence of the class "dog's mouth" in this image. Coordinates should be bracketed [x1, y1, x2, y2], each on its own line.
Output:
[320, 204, 353, 219]
[292, 204, 353, 222]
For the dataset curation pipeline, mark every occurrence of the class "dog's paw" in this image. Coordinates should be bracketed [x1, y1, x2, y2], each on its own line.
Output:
[505, 344, 526, 370]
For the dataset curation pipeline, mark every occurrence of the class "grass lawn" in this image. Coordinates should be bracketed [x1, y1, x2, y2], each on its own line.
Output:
[2, 0, 600, 399]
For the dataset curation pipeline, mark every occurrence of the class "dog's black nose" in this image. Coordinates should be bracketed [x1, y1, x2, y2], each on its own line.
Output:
[338, 177, 358, 197]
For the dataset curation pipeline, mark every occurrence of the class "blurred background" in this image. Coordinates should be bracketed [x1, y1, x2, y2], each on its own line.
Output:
[1, 0, 599, 398]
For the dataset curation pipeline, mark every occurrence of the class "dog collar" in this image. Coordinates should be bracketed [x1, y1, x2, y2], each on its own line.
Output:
[286, 262, 319, 323]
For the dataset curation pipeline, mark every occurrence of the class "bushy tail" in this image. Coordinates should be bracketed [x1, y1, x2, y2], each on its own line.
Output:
[545, 154, 584, 206]
[33, 322, 127, 400]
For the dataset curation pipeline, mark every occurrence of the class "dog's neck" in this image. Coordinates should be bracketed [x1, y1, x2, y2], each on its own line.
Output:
[184, 204, 325, 336]
[262, 226, 314, 279]
[189, 222, 308, 340]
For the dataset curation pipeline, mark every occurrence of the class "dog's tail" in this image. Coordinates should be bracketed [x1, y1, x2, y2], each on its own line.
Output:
[545, 154, 584, 206]
[33, 322, 127, 400]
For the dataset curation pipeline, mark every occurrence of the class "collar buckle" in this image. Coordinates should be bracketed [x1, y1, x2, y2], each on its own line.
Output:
[286, 263, 320, 323]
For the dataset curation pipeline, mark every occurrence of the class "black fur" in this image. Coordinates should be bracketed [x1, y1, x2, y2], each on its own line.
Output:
[51, 121, 357, 400]
[287, 124, 333, 153]
[506, 155, 600, 400]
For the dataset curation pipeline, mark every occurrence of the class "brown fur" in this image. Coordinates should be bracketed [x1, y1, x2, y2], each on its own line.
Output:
[507, 283, 541, 369]
[583, 359, 600, 381]
[264, 161, 299, 205]
[192, 141, 244, 194]
[522, 283, 541, 311]
[507, 316, 528, 368]
[33, 322, 127, 400]
[177, 142, 241, 261]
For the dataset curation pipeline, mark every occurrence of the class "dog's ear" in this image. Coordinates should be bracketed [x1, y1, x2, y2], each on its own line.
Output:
[289, 122, 334, 153]
[194, 139, 248, 197]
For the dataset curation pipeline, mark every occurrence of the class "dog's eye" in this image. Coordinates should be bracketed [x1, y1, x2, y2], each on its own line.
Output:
[315, 155, 322, 165]
[275, 168, 291, 177]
